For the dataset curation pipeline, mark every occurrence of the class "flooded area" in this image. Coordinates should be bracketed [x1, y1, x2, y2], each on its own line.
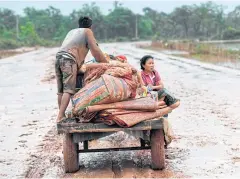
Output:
[0, 42, 239, 178]
[215, 42, 240, 51]
[214, 42, 240, 69]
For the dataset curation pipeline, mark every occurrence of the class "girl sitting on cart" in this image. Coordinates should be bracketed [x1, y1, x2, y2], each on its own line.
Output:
[139, 55, 180, 110]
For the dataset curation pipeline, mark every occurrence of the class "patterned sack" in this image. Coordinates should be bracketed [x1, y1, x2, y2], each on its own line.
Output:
[72, 74, 131, 116]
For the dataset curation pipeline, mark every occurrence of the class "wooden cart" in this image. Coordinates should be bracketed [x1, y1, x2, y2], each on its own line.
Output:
[57, 117, 166, 173]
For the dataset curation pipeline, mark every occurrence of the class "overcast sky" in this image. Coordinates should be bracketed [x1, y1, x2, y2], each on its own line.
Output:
[0, 0, 239, 15]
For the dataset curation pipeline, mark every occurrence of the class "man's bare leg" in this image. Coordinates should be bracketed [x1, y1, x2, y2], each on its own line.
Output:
[57, 94, 63, 109]
[56, 93, 71, 122]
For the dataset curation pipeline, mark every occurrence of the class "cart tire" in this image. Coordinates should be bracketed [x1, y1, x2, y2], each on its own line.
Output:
[63, 133, 79, 173]
[150, 129, 165, 170]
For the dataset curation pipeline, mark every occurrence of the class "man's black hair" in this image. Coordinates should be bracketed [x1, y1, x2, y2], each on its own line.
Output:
[78, 16, 92, 28]
[140, 55, 154, 70]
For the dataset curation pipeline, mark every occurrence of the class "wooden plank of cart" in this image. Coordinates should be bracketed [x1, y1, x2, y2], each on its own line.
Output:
[57, 117, 166, 173]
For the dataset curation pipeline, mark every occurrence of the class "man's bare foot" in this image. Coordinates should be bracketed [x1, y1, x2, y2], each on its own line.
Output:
[56, 115, 66, 123]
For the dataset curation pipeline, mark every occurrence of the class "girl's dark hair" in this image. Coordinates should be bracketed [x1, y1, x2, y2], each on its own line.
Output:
[140, 55, 154, 70]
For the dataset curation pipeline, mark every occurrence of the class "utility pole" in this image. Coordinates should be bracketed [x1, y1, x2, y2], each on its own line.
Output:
[135, 14, 138, 39]
[16, 15, 19, 39]
[114, 1, 118, 9]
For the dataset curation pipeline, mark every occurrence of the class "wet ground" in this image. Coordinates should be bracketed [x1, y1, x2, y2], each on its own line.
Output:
[0, 42, 239, 178]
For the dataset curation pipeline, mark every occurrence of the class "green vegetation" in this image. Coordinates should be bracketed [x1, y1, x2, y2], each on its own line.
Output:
[1, 1, 240, 49]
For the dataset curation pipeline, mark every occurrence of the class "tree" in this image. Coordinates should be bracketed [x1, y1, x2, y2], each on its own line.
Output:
[171, 6, 192, 37]
[106, 7, 135, 39]
[0, 8, 16, 30]
[1, 2, 240, 50]
[227, 5, 240, 29]
[138, 16, 153, 38]
[0, 8, 17, 39]
[23, 6, 64, 40]
[20, 21, 41, 45]
[143, 7, 158, 33]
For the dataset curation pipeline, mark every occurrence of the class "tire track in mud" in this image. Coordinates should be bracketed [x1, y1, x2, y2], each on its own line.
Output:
[24, 124, 64, 178]
[25, 128, 187, 178]
[0, 47, 60, 178]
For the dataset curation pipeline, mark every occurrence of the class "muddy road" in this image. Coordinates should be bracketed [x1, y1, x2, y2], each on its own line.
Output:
[0, 42, 239, 178]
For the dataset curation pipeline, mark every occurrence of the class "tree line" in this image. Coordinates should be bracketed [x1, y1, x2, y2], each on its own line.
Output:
[0, 1, 240, 49]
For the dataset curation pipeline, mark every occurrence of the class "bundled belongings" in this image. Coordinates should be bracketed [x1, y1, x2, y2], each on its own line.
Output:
[82, 62, 138, 94]
[85, 97, 159, 113]
[71, 54, 180, 129]
[97, 106, 171, 128]
[72, 74, 132, 117]
[78, 97, 166, 122]
[72, 59, 140, 117]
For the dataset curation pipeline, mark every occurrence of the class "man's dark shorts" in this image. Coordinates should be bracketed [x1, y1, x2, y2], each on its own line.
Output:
[55, 54, 77, 95]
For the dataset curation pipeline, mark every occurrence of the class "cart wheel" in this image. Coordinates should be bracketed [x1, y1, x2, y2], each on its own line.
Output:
[63, 133, 79, 173]
[150, 129, 165, 170]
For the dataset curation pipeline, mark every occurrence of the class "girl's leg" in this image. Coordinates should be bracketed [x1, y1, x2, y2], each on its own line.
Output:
[157, 88, 180, 108]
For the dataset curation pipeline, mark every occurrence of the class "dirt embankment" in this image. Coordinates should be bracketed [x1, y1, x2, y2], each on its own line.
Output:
[0, 47, 38, 59]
